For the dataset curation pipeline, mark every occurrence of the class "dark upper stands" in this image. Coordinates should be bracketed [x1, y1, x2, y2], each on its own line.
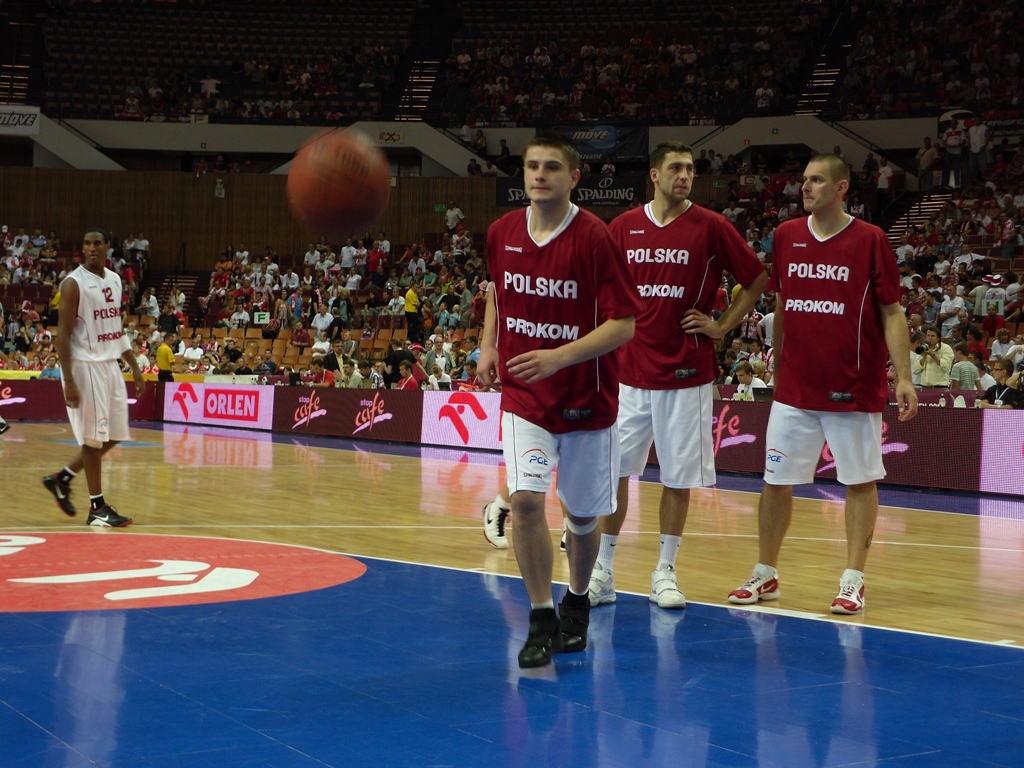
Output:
[42, 1, 416, 122]
[442, 0, 831, 126]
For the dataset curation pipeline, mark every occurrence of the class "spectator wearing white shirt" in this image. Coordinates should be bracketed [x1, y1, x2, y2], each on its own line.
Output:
[731, 360, 767, 400]
[310, 304, 333, 337]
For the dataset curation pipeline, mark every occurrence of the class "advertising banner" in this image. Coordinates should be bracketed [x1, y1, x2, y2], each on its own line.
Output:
[980, 410, 1024, 496]
[496, 175, 645, 208]
[421, 391, 502, 451]
[163, 382, 275, 430]
[652, 402, 983, 494]
[0, 379, 156, 421]
[548, 123, 649, 161]
[272, 387, 422, 442]
[0, 105, 41, 136]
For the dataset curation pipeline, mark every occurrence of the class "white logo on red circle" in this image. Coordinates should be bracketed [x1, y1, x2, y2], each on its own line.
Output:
[0, 533, 366, 612]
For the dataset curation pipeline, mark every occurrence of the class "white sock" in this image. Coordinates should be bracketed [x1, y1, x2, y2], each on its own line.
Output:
[64, 466, 78, 477]
[493, 493, 510, 511]
[755, 562, 777, 578]
[658, 535, 682, 568]
[531, 599, 554, 610]
[597, 534, 618, 569]
[841, 568, 865, 585]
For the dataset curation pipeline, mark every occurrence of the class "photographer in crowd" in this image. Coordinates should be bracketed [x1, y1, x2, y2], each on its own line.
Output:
[911, 325, 953, 387]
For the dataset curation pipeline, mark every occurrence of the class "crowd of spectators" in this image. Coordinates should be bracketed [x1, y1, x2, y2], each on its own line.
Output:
[442, 6, 831, 128]
[178, 215, 492, 388]
[117, 43, 395, 124]
[1, 228, 149, 373]
[840, 0, 1022, 120]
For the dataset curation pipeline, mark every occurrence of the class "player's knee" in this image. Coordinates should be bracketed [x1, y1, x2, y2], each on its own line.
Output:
[564, 516, 598, 536]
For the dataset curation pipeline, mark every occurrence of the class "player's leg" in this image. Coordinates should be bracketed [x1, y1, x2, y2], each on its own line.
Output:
[589, 384, 652, 606]
[44, 437, 122, 515]
[501, 412, 561, 668]
[648, 385, 717, 609]
[556, 424, 619, 656]
[824, 411, 885, 614]
[82, 362, 133, 527]
[729, 402, 823, 605]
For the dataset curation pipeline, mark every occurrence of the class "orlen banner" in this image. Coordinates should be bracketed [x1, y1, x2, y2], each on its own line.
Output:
[421, 391, 502, 450]
[271, 387, 422, 442]
[163, 382, 275, 430]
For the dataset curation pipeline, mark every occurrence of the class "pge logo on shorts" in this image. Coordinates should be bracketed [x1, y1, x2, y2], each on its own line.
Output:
[521, 448, 549, 466]
[767, 448, 787, 464]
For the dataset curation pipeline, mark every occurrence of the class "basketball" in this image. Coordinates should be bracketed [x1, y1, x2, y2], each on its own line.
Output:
[286, 129, 391, 237]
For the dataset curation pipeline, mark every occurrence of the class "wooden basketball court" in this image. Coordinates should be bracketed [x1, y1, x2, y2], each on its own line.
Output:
[6, 421, 1022, 644]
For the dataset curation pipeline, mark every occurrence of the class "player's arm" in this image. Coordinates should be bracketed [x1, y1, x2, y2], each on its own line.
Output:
[682, 270, 769, 338]
[478, 286, 500, 387]
[56, 277, 80, 407]
[506, 314, 635, 385]
[121, 345, 147, 398]
[880, 301, 918, 421]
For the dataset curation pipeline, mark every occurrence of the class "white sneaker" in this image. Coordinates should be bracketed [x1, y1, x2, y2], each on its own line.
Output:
[588, 561, 616, 606]
[482, 502, 509, 549]
[650, 563, 686, 609]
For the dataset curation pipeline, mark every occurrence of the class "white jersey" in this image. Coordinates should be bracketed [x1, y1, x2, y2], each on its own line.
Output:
[67, 265, 130, 363]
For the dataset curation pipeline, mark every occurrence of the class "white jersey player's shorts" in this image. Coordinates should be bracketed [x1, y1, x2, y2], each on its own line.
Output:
[763, 401, 885, 486]
[617, 383, 716, 488]
[63, 359, 131, 448]
[501, 411, 619, 518]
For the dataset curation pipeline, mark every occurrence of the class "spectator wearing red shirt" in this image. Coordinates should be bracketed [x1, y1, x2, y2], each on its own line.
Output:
[394, 360, 419, 390]
[309, 359, 335, 388]
[981, 303, 1007, 338]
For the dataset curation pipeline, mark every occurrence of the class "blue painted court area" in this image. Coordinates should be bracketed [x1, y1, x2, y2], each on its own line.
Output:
[1, 557, 1021, 767]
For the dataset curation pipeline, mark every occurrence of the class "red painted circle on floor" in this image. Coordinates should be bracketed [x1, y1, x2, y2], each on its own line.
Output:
[0, 533, 366, 612]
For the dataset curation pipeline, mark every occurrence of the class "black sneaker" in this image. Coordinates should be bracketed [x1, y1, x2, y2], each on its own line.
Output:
[86, 504, 133, 528]
[559, 592, 591, 653]
[518, 607, 562, 668]
[0, 421, 10, 435]
[42, 474, 76, 517]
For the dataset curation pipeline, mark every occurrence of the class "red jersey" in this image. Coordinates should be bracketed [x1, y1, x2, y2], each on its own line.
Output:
[487, 205, 641, 434]
[770, 216, 901, 412]
[610, 203, 765, 389]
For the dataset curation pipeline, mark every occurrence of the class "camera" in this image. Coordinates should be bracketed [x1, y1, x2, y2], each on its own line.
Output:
[915, 343, 930, 354]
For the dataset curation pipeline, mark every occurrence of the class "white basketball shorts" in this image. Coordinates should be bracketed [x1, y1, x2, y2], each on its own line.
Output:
[763, 401, 884, 486]
[63, 359, 131, 448]
[501, 411, 619, 518]
[617, 383, 716, 488]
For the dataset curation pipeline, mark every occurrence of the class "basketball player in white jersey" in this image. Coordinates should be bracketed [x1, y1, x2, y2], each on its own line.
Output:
[727, 155, 917, 614]
[42, 228, 146, 527]
[480, 135, 640, 668]
[589, 142, 768, 609]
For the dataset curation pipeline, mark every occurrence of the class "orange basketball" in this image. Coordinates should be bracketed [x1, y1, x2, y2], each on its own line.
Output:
[286, 129, 391, 237]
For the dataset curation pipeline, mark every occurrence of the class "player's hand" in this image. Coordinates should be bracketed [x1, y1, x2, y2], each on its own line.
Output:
[477, 347, 501, 387]
[895, 379, 918, 421]
[64, 379, 80, 409]
[133, 369, 147, 399]
[506, 349, 565, 384]
[681, 308, 723, 339]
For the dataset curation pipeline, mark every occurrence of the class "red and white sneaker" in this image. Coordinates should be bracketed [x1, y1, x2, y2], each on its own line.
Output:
[727, 567, 780, 605]
[830, 580, 865, 615]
